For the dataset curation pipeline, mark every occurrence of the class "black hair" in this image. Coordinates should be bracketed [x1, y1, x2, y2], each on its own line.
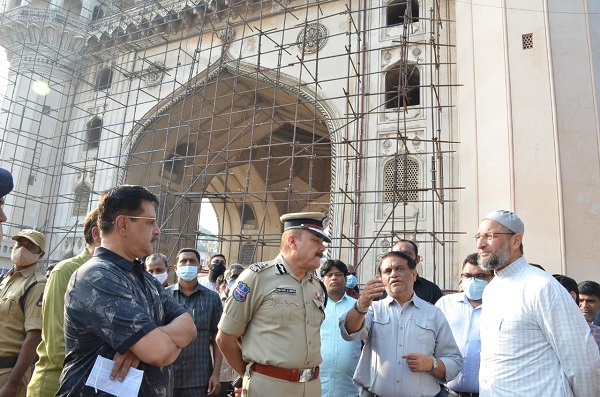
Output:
[98, 185, 158, 234]
[578, 280, 600, 300]
[394, 239, 418, 257]
[83, 208, 99, 245]
[553, 274, 579, 304]
[320, 259, 349, 278]
[177, 248, 201, 262]
[463, 253, 479, 266]
[378, 251, 416, 273]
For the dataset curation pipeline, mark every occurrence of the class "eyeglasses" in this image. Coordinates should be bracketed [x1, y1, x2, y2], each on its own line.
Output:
[473, 232, 514, 241]
[461, 273, 492, 281]
[128, 216, 158, 226]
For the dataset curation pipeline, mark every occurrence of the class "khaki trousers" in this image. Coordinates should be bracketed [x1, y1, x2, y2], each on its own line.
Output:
[0, 366, 31, 397]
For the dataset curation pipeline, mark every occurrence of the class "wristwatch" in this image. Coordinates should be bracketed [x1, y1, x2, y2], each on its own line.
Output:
[354, 301, 368, 315]
[429, 357, 438, 373]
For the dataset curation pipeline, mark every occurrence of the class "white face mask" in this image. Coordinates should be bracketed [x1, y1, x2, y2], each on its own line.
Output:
[11, 246, 40, 267]
[176, 265, 198, 281]
[153, 271, 168, 285]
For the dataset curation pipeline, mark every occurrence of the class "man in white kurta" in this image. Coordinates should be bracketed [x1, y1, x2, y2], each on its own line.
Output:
[476, 210, 600, 397]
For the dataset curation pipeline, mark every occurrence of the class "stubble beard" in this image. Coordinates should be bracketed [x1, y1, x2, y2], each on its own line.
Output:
[479, 242, 510, 271]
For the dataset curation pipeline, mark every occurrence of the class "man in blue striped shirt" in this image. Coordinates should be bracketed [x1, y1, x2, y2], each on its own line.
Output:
[320, 260, 362, 397]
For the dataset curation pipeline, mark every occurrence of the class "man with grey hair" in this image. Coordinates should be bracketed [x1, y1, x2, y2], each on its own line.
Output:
[476, 210, 600, 396]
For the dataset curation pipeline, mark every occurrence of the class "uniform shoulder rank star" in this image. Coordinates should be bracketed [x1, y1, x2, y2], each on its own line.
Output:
[249, 262, 270, 272]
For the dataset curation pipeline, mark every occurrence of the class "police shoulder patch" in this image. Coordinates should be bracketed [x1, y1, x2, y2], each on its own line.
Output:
[232, 281, 250, 302]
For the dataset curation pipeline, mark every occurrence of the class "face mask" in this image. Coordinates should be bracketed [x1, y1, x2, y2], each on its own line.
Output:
[11, 246, 40, 267]
[176, 265, 198, 281]
[227, 280, 236, 290]
[463, 277, 488, 300]
[346, 274, 358, 289]
[153, 271, 168, 285]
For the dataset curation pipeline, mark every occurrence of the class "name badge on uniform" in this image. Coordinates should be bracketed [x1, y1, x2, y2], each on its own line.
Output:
[274, 288, 296, 294]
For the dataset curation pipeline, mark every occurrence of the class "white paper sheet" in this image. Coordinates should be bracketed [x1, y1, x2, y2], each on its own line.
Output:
[84, 355, 144, 397]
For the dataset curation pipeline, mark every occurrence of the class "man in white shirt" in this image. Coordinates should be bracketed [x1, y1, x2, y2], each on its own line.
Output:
[476, 210, 600, 397]
[436, 253, 493, 396]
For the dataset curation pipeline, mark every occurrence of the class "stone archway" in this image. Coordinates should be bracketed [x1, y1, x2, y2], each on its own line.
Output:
[124, 64, 333, 263]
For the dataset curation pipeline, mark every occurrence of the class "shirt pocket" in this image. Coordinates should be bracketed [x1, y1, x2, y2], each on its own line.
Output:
[414, 319, 436, 352]
[308, 296, 325, 325]
[0, 296, 18, 315]
[371, 315, 390, 339]
[272, 294, 300, 325]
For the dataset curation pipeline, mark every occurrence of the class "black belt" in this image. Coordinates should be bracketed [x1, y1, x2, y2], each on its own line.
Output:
[444, 386, 478, 397]
[0, 356, 18, 369]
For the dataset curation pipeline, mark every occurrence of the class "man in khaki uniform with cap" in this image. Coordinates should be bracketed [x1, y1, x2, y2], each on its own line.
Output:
[216, 212, 329, 397]
[0, 229, 47, 397]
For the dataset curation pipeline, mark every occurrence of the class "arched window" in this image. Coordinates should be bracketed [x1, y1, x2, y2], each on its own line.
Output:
[86, 117, 102, 150]
[387, 0, 419, 27]
[92, 5, 104, 21]
[95, 68, 113, 91]
[72, 183, 91, 216]
[383, 156, 419, 202]
[385, 63, 420, 109]
[240, 204, 257, 229]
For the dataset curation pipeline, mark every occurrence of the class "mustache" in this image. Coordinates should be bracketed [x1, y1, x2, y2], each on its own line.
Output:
[316, 252, 323, 258]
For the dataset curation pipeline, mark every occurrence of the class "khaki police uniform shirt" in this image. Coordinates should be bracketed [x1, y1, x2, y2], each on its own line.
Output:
[0, 264, 46, 357]
[218, 253, 325, 369]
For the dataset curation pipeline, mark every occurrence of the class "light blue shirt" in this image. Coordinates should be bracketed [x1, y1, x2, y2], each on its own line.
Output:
[320, 293, 361, 397]
[340, 294, 463, 397]
[435, 293, 482, 393]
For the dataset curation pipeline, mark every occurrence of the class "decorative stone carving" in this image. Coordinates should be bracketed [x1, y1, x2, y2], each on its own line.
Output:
[297, 23, 328, 54]
[219, 25, 235, 45]
[383, 51, 392, 66]
[380, 238, 391, 253]
[135, 61, 170, 87]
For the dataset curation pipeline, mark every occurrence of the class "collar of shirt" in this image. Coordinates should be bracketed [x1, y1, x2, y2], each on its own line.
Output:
[330, 292, 353, 305]
[274, 253, 318, 283]
[94, 246, 142, 274]
[10, 263, 38, 277]
[382, 291, 427, 309]
[494, 256, 527, 279]
[170, 281, 210, 295]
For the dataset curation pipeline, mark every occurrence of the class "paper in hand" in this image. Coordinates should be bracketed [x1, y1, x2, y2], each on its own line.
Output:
[85, 355, 144, 396]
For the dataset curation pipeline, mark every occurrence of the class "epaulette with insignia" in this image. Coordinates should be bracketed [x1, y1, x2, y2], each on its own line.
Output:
[275, 263, 288, 275]
[248, 262, 272, 272]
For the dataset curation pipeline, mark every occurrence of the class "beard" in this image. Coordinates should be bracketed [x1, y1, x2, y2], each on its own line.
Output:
[479, 241, 510, 271]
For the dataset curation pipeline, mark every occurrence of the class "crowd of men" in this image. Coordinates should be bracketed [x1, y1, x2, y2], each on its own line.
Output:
[1, 167, 599, 397]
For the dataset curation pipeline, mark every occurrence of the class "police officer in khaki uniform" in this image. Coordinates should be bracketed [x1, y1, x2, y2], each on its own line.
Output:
[216, 212, 329, 397]
[0, 229, 47, 397]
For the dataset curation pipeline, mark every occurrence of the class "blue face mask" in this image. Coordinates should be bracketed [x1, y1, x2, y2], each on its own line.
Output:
[346, 274, 358, 289]
[176, 265, 198, 281]
[462, 277, 488, 300]
[227, 280, 236, 290]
